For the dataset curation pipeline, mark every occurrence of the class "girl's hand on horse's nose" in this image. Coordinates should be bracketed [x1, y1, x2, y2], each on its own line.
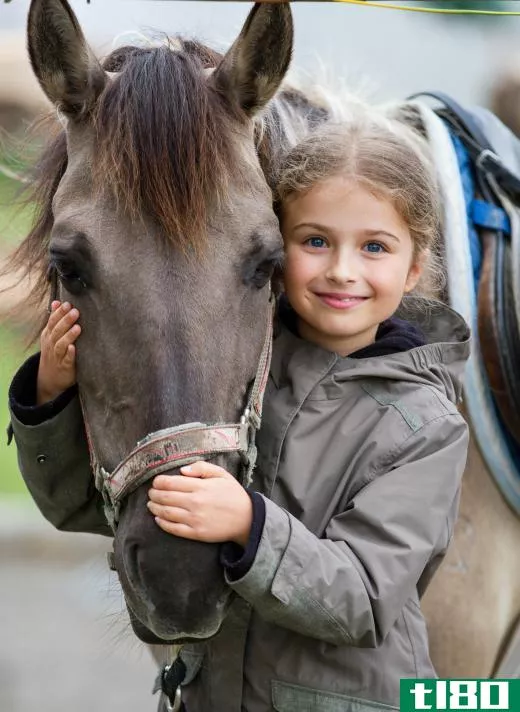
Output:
[36, 300, 81, 404]
[147, 462, 253, 547]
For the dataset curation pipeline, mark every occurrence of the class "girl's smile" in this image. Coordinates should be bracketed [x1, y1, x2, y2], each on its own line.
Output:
[281, 176, 423, 356]
[313, 293, 368, 309]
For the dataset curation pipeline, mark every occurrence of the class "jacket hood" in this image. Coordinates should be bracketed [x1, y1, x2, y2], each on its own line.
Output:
[271, 295, 471, 405]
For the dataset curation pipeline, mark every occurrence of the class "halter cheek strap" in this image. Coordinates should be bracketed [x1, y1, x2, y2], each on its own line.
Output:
[80, 294, 275, 530]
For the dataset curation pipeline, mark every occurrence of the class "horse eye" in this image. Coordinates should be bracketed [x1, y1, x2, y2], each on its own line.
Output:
[59, 272, 88, 295]
[244, 249, 284, 290]
[252, 259, 277, 288]
[49, 238, 93, 296]
[52, 262, 88, 295]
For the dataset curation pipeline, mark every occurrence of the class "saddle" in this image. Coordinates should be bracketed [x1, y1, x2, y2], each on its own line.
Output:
[426, 94, 520, 447]
[409, 92, 520, 515]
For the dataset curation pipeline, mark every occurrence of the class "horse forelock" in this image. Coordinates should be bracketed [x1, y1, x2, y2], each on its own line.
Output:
[92, 40, 242, 255]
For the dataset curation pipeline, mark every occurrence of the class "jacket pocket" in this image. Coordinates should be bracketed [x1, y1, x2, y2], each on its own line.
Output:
[271, 681, 399, 712]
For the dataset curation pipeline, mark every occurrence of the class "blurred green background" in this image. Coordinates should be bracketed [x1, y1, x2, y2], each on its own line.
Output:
[0, 170, 36, 495]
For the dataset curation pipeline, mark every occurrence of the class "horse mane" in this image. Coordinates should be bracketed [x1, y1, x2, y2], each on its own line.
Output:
[255, 87, 330, 190]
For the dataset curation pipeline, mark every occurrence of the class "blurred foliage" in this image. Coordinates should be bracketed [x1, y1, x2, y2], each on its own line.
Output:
[0, 174, 34, 248]
[0, 327, 32, 495]
[0, 171, 34, 496]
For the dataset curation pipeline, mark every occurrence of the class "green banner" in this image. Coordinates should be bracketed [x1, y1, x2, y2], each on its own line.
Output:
[400, 680, 520, 712]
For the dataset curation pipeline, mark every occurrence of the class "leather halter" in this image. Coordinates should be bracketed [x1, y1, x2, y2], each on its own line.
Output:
[80, 293, 275, 529]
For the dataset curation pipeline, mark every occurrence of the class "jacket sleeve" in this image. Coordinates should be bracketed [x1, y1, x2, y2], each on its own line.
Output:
[8, 354, 111, 537]
[226, 412, 468, 647]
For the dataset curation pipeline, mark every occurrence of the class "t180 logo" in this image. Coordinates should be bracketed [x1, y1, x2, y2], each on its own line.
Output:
[400, 680, 519, 711]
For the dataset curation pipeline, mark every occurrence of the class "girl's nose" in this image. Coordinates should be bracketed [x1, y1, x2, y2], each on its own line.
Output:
[324, 254, 357, 284]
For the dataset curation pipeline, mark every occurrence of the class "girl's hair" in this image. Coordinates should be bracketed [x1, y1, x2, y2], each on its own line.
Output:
[275, 107, 444, 296]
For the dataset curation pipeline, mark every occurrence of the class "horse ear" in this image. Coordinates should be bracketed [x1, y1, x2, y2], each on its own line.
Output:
[27, 0, 106, 116]
[211, 2, 293, 118]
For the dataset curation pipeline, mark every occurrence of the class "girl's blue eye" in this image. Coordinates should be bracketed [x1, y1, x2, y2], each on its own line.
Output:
[364, 241, 386, 254]
[306, 237, 326, 248]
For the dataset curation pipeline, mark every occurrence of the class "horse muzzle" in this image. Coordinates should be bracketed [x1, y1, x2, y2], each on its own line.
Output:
[112, 477, 232, 641]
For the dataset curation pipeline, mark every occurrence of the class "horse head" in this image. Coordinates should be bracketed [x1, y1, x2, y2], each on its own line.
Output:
[26, 0, 292, 643]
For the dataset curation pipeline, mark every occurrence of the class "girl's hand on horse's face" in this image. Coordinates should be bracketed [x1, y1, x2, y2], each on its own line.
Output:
[147, 462, 253, 547]
[36, 300, 81, 405]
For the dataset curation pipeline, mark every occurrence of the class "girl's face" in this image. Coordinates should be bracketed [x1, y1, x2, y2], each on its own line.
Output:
[281, 176, 423, 356]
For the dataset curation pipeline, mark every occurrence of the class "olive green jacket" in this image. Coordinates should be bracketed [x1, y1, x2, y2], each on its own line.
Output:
[8, 298, 470, 712]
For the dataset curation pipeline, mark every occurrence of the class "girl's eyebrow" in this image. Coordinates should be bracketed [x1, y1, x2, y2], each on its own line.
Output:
[291, 223, 401, 243]
[291, 221, 331, 232]
[364, 229, 401, 243]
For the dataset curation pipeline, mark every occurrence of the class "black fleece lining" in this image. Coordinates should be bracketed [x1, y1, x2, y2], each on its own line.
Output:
[8, 352, 77, 428]
[220, 492, 266, 581]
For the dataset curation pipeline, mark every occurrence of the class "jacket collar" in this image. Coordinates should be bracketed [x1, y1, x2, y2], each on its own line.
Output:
[270, 295, 470, 392]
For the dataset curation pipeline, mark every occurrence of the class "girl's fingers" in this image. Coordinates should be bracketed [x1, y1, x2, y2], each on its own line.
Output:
[152, 474, 200, 492]
[148, 487, 191, 507]
[45, 301, 72, 333]
[152, 463, 230, 491]
[154, 517, 198, 540]
[54, 326, 80, 361]
[147, 501, 191, 523]
[63, 344, 76, 366]
[49, 309, 80, 345]
[179, 462, 231, 478]
[69, 324, 81, 341]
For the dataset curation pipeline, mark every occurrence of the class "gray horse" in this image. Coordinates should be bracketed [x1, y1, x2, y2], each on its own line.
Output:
[19, 0, 294, 643]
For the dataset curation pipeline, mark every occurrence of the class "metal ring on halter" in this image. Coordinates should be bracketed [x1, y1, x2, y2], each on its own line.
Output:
[165, 686, 182, 712]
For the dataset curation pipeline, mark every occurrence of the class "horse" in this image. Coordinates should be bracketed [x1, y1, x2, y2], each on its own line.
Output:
[7, 0, 520, 694]
[12, 0, 298, 647]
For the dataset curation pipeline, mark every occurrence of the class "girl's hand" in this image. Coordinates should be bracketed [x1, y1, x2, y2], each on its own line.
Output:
[36, 300, 81, 404]
[147, 462, 253, 547]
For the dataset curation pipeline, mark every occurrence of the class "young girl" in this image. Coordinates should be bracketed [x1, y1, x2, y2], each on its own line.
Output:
[9, 110, 470, 711]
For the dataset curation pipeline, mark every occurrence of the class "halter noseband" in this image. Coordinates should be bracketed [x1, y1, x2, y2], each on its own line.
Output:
[80, 294, 275, 529]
